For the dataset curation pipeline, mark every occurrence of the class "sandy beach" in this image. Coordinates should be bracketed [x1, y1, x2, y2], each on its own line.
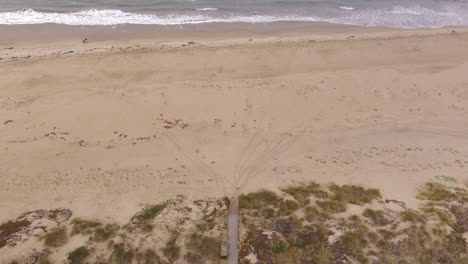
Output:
[1, 23, 468, 262]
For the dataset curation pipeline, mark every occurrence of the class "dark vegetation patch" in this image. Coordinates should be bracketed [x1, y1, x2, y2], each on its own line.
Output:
[184, 252, 204, 264]
[129, 202, 169, 232]
[136, 249, 164, 264]
[67, 246, 90, 264]
[239, 181, 468, 264]
[71, 218, 102, 235]
[0, 219, 31, 248]
[417, 182, 457, 202]
[239, 190, 279, 210]
[111, 243, 135, 264]
[161, 231, 180, 263]
[43, 226, 67, 247]
[362, 208, 391, 226]
[186, 232, 221, 262]
[1, 208, 72, 249]
[316, 200, 347, 214]
[94, 223, 120, 242]
[329, 184, 381, 205]
[282, 182, 327, 206]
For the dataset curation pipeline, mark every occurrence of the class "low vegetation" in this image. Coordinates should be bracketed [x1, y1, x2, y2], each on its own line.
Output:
[186, 232, 221, 262]
[0, 219, 31, 248]
[135, 249, 164, 264]
[67, 246, 90, 264]
[239, 190, 279, 210]
[43, 226, 67, 247]
[71, 218, 102, 235]
[129, 202, 169, 231]
[239, 181, 467, 264]
[111, 243, 135, 264]
[2, 180, 466, 264]
[94, 223, 120, 242]
[362, 208, 391, 226]
[162, 231, 181, 263]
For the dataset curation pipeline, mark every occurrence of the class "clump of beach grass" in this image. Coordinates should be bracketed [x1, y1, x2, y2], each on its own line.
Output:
[239, 190, 279, 210]
[184, 252, 204, 264]
[282, 181, 327, 206]
[186, 232, 221, 262]
[131, 203, 168, 223]
[162, 230, 181, 263]
[94, 223, 120, 242]
[67, 246, 90, 264]
[71, 218, 101, 235]
[136, 249, 163, 264]
[277, 199, 300, 216]
[362, 209, 391, 226]
[316, 200, 347, 214]
[111, 243, 135, 264]
[417, 182, 456, 202]
[329, 184, 381, 205]
[44, 226, 67, 247]
[129, 201, 168, 232]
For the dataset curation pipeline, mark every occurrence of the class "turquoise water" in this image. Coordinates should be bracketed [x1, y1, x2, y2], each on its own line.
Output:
[0, 0, 467, 27]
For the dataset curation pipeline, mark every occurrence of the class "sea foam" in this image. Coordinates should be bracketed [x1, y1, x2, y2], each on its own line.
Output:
[0, 6, 466, 28]
[0, 9, 317, 25]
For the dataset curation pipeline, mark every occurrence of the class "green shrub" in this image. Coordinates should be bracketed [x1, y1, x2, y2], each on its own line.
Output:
[67, 246, 90, 264]
[272, 240, 287, 254]
[44, 226, 67, 247]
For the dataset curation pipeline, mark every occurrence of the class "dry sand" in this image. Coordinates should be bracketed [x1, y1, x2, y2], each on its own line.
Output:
[1, 24, 468, 258]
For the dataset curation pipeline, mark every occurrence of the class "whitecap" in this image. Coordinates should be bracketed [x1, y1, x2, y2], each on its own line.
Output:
[196, 8, 218, 11]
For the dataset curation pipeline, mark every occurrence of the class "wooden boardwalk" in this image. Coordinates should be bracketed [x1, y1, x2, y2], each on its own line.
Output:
[228, 197, 239, 264]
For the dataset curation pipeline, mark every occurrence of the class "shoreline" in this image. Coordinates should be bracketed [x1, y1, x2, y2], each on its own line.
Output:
[1, 23, 468, 62]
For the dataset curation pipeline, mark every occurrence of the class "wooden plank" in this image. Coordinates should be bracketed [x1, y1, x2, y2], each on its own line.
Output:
[228, 197, 239, 264]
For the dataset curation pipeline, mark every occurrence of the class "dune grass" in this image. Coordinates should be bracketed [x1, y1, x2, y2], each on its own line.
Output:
[67, 246, 90, 264]
[186, 232, 221, 262]
[136, 249, 163, 264]
[362, 208, 391, 226]
[71, 218, 102, 235]
[44, 226, 67, 247]
[282, 181, 328, 206]
[162, 231, 181, 263]
[94, 223, 120, 242]
[239, 190, 279, 210]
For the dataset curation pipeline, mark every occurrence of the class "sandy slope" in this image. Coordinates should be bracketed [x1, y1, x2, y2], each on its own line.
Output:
[1, 26, 468, 233]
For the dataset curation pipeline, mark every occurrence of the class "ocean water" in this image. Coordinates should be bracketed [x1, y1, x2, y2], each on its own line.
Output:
[0, 0, 467, 28]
